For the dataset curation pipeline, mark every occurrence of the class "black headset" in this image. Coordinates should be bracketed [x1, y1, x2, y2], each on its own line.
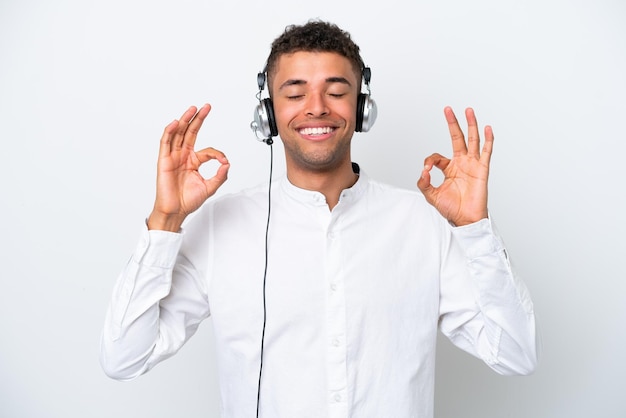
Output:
[250, 65, 377, 143]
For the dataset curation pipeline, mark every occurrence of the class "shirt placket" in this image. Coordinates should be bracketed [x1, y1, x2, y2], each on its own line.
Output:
[325, 213, 348, 418]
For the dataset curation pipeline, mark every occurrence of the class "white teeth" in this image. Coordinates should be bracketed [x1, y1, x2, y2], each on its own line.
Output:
[299, 126, 333, 135]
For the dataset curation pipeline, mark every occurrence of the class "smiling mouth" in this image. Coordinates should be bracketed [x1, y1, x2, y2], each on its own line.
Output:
[298, 126, 335, 136]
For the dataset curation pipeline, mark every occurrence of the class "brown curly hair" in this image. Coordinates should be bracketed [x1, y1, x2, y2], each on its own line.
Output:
[265, 20, 365, 91]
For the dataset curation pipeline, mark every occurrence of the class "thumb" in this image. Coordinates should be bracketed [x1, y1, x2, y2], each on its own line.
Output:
[417, 166, 435, 199]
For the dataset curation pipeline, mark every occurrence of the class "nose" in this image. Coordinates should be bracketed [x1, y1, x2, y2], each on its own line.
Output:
[305, 93, 329, 117]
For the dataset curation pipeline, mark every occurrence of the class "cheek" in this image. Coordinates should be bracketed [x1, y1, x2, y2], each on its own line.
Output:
[272, 101, 299, 127]
[332, 94, 360, 121]
[338, 101, 357, 121]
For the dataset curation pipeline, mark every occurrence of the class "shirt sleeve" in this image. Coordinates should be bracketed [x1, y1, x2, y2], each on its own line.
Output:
[438, 217, 538, 376]
[99, 223, 211, 381]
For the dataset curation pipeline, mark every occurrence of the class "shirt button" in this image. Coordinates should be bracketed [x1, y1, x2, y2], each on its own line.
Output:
[328, 231, 336, 239]
[334, 393, 342, 402]
[332, 338, 340, 347]
[330, 283, 337, 291]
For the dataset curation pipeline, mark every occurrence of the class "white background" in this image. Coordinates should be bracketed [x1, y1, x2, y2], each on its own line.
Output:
[1, 0, 625, 417]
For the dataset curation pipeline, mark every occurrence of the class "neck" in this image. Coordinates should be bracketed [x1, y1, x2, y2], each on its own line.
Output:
[286, 162, 358, 210]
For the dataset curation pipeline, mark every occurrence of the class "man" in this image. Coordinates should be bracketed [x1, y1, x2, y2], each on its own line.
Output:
[100, 20, 537, 418]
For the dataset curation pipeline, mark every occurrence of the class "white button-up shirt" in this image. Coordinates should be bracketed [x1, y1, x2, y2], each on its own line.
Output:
[100, 168, 537, 418]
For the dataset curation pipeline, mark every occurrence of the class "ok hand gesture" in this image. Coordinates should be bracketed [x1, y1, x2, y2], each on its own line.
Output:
[147, 104, 230, 232]
[417, 107, 493, 227]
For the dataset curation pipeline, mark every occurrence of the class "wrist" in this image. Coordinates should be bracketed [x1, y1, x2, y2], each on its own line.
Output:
[146, 211, 186, 232]
[449, 211, 489, 227]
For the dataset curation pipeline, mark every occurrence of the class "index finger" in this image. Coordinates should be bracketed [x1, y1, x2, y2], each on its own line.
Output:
[444, 106, 468, 157]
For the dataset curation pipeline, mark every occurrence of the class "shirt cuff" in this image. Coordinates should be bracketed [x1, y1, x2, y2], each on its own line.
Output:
[450, 217, 504, 259]
[133, 222, 184, 269]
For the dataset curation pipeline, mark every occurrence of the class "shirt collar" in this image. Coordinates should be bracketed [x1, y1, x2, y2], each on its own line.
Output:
[280, 162, 368, 206]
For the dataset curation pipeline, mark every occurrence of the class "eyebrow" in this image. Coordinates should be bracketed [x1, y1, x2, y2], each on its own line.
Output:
[278, 76, 352, 91]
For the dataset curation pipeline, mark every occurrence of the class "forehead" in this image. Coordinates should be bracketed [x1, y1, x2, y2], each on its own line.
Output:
[270, 51, 360, 88]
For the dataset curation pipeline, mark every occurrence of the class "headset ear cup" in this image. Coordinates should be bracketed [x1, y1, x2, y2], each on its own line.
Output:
[357, 93, 377, 133]
[356, 93, 366, 132]
[264, 98, 278, 137]
[253, 98, 278, 139]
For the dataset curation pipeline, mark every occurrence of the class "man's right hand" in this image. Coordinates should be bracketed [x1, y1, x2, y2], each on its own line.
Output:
[147, 104, 230, 232]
